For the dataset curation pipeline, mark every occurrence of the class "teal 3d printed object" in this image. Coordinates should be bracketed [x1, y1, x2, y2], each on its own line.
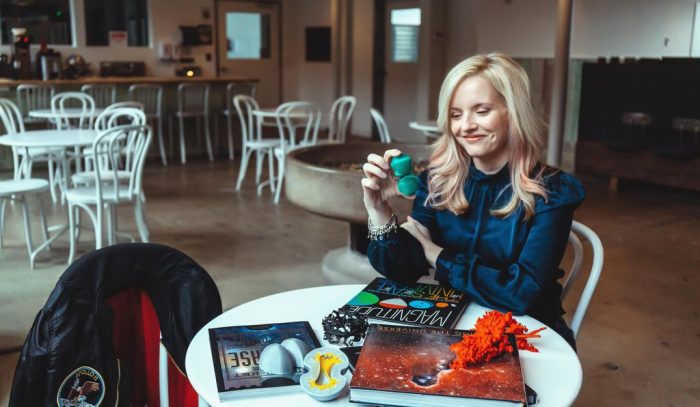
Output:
[390, 154, 420, 196]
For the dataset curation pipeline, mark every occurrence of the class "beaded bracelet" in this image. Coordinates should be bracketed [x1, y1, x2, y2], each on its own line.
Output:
[367, 213, 398, 241]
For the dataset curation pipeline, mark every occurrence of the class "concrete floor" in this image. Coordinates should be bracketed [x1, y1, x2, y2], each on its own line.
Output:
[0, 155, 699, 406]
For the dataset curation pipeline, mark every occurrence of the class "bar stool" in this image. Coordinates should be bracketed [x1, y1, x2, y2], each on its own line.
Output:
[170, 83, 213, 164]
[16, 84, 55, 126]
[216, 81, 256, 161]
[81, 83, 117, 108]
[129, 84, 167, 165]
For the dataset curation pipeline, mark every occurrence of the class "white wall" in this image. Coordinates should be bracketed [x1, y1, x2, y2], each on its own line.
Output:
[473, 0, 699, 58]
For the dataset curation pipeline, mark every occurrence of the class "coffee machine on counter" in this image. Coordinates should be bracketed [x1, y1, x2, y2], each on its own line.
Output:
[10, 28, 32, 79]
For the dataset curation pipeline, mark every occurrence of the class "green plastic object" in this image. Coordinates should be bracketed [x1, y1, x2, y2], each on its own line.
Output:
[390, 154, 419, 196]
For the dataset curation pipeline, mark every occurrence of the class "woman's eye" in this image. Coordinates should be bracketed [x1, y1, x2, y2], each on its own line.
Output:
[477, 110, 490, 115]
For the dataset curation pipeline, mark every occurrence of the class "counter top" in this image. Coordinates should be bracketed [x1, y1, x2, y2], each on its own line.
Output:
[0, 76, 258, 86]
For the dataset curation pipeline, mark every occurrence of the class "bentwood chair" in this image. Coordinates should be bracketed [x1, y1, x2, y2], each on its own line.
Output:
[16, 84, 55, 126]
[272, 101, 322, 203]
[129, 84, 167, 165]
[170, 83, 213, 164]
[81, 83, 117, 108]
[0, 98, 63, 203]
[370, 108, 392, 143]
[326, 96, 356, 143]
[216, 82, 256, 161]
[233, 95, 280, 194]
[65, 124, 152, 264]
[561, 220, 604, 339]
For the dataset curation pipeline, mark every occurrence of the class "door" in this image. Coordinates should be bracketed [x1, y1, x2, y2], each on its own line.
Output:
[383, 0, 421, 142]
[217, 1, 281, 107]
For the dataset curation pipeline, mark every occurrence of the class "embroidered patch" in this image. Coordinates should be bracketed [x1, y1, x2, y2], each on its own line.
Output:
[56, 366, 105, 407]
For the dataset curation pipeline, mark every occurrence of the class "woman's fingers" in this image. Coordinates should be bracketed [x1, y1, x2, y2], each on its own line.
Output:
[361, 177, 381, 191]
[383, 149, 402, 162]
[362, 162, 387, 179]
[367, 153, 390, 170]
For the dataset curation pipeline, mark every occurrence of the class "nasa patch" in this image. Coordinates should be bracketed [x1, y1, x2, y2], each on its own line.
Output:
[56, 366, 105, 407]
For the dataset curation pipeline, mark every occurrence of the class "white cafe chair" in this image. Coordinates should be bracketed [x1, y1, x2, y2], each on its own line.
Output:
[16, 84, 55, 126]
[233, 95, 280, 194]
[272, 101, 322, 204]
[325, 95, 356, 143]
[65, 124, 152, 264]
[0, 102, 51, 270]
[562, 220, 604, 339]
[129, 84, 167, 166]
[370, 108, 392, 143]
[170, 83, 213, 164]
[216, 81, 256, 161]
[0, 98, 62, 203]
[81, 83, 117, 108]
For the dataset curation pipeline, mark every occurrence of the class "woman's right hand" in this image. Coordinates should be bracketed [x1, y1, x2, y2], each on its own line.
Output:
[361, 149, 410, 224]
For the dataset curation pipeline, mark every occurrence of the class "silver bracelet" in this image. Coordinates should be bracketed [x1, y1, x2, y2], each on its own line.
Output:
[367, 213, 398, 241]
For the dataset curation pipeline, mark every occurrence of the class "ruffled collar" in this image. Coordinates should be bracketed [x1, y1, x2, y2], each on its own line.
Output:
[468, 161, 510, 185]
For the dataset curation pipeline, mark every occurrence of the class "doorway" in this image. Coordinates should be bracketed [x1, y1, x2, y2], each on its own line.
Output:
[217, 0, 281, 107]
[380, 0, 421, 142]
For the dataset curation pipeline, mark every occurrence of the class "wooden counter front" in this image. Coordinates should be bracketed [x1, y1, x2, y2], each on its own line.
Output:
[0, 76, 257, 87]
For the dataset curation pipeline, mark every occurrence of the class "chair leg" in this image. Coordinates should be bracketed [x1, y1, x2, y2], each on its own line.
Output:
[204, 114, 214, 162]
[235, 149, 252, 191]
[95, 204, 103, 250]
[106, 204, 114, 246]
[68, 204, 77, 265]
[19, 196, 37, 269]
[0, 199, 5, 248]
[47, 157, 57, 203]
[157, 117, 168, 166]
[255, 150, 263, 185]
[226, 114, 234, 161]
[38, 194, 50, 250]
[179, 116, 187, 164]
[267, 150, 276, 193]
[134, 198, 150, 243]
[274, 156, 285, 204]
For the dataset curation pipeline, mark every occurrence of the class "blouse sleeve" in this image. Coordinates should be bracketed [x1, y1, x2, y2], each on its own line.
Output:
[367, 172, 434, 284]
[433, 172, 585, 315]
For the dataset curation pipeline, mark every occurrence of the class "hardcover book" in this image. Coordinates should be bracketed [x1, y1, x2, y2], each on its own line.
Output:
[349, 324, 527, 407]
[208, 321, 320, 401]
[340, 277, 470, 329]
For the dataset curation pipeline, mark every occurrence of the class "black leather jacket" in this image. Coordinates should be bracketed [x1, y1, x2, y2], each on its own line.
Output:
[10, 243, 222, 406]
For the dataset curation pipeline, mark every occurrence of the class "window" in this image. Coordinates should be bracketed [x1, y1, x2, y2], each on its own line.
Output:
[84, 0, 148, 46]
[0, 0, 72, 45]
[390, 8, 421, 63]
[225, 12, 270, 60]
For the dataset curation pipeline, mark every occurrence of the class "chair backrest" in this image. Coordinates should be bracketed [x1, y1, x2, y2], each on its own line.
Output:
[51, 91, 96, 129]
[370, 108, 392, 143]
[275, 101, 322, 149]
[81, 83, 117, 108]
[561, 220, 604, 339]
[0, 98, 26, 179]
[16, 84, 55, 119]
[328, 95, 356, 143]
[177, 83, 209, 114]
[232, 94, 261, 146]
[226, 81, 256, 110]
[92, 124, 152, 203]
[95, 105, 147, 130]
[128, 84, 163, 117]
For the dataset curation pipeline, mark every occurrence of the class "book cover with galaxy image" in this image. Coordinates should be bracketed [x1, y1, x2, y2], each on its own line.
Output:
[208, 321, 320, 401]
[349, 324, 526, 407]
[340, 277, 470, 329]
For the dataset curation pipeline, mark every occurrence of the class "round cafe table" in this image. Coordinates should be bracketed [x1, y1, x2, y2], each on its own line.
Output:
[28, 108, 105, 120]
[185, 284, 582, 407]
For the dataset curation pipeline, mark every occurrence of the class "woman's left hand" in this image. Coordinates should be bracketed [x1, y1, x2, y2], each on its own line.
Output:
[401, 216, 443, 268]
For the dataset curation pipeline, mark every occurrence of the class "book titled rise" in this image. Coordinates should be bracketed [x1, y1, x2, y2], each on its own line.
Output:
[340, 277, 470, 329]
[208, 321, 320, 402]
[349, 324, 527, 407]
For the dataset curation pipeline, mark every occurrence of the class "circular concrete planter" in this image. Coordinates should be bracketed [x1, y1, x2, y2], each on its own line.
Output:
[285, 142, 432, 283]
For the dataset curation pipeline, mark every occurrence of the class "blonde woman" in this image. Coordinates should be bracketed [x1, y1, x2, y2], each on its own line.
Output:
[362, 53, 584, 349]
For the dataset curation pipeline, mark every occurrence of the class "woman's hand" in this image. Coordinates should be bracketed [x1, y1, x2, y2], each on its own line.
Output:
[361, 149, 412, 225]
[401, 216, 443, 267]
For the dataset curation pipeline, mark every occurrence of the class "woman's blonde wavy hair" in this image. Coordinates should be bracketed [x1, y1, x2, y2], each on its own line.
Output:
[428, 53, 548, 220]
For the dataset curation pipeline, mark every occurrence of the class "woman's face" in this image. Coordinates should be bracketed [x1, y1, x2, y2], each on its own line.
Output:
[449, 74, 510, 173]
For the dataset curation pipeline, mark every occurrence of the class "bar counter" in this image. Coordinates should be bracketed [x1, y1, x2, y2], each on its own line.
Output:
[0, 76, 257, 87]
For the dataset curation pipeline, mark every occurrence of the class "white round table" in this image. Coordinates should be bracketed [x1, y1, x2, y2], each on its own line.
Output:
[185, 285, 582, 407]
[28, 108, 104, 120]
[0, 129, 98, 148]
[409, 120, 440, 141]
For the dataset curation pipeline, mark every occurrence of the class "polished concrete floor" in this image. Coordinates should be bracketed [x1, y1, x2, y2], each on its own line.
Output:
[0, 154, 699, 406]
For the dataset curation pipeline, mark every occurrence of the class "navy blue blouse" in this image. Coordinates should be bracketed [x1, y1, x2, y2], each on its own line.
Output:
[368, 162, 585, 327]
